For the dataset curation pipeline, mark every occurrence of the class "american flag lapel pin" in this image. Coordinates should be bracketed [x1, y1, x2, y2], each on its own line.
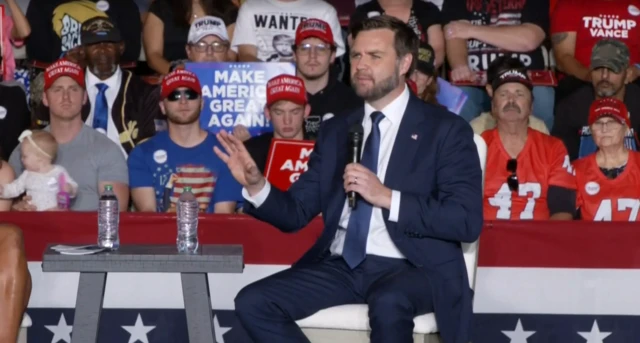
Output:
[411, 134, 418, 140]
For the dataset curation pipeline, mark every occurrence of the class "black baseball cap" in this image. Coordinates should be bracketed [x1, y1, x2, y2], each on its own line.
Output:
[81, 16, 122, 45]
[416, 43, 435, 75]
[491, 69, 533, 92]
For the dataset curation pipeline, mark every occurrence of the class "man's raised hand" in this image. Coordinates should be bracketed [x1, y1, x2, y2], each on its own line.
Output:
[213, 130, 265, 194]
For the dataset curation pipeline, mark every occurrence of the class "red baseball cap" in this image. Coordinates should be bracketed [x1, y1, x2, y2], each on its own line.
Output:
[266, 74, 307, 107]
[588, 97, 630, 127]
[295, 19, 334, 46]
[161, 70, 202, 99]
[44, 59, 85, 91]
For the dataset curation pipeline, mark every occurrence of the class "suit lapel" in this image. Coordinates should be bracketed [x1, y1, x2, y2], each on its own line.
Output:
[384, 96, 426, 190]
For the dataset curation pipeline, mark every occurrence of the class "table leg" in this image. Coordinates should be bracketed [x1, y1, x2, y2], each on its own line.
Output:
[181, 272, 215, 342]
[71, 272, 106, 343]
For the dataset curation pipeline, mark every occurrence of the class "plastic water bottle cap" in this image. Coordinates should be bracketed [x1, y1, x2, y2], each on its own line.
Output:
[104, 185, 113, 191]
[184, 186, 192, 192]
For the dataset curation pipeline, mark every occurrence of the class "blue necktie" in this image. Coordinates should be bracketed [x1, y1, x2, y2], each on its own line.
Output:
[342, 111, 385, 269]
[92, 83, 109, 132]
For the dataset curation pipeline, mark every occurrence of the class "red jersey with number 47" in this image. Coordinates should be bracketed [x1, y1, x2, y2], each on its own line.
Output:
[482, 128, 576, 220]
[574, 151, 640, 221]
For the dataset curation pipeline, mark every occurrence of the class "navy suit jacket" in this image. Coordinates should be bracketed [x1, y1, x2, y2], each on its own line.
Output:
[245, 94, 484, 343]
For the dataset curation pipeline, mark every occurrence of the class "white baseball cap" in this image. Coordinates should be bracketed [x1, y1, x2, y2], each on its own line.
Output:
[187, 16, 229, 43]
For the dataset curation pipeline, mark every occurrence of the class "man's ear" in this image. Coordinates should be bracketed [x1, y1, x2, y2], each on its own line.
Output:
[159, 101, 166, 116]
[264, 106, 272, 120]
[118, 42, 125, 56]
[486, 84, 493, 97]
[82, 91, 88, 106]
[625, 66, 634, 84]
[399, 53, 413, 78]
[185, 45, 192, 61]
[42, 92, 49, 107]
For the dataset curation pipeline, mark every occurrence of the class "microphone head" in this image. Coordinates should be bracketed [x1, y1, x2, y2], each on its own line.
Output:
[348, 123, 364, 147]
[349, 123, 364, 136]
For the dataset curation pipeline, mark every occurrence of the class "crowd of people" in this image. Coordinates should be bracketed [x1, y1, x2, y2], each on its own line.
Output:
[0, 0, 639, 222]
[0, 0, 637, 342]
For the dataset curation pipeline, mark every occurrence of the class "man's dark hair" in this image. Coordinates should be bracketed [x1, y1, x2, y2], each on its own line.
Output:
[487, 56, 526, 84]
[350, 15, 419, 76]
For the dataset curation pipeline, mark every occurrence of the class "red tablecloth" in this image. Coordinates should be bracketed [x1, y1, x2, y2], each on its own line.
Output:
[1, 213, 322, 264]
[4, 213, 640, 267]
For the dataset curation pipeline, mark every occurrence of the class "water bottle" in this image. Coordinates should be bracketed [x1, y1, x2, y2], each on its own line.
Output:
[177, 186, 199, 253]
[98, 185, 120, 250]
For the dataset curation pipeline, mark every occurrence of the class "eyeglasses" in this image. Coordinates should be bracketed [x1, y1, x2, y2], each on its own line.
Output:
[592, 119, 623, 131]
[166, 89, 200, 102]
[296, 43, 332, 55]
[506, 159, 518, 192]
[190, 41, 229, 53]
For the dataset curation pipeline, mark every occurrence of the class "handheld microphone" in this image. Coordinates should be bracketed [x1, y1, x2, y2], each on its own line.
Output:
[348, 123, 364, 208]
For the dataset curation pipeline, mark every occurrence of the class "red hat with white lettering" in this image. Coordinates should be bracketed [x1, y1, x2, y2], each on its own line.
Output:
[266, 74, 307, 107]
[295, 19, 334, 46]
[160, 69, 202, 99]
[588, 97, 631, 127]
[44, 59, 85, 91]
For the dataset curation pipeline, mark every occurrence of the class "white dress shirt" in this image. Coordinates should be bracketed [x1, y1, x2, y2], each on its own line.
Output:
[84, 67, 125, 156]
[243, 86, 411, 259]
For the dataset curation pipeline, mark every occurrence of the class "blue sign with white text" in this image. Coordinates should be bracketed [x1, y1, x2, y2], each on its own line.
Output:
[187, 62, 296, 137]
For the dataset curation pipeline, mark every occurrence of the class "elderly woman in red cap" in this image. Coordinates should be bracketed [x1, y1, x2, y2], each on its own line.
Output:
[573, 97, 640, 221]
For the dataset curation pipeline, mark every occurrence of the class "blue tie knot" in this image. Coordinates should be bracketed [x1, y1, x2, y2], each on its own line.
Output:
[371, 111, 385, 126]
[96, 83, 108, 92]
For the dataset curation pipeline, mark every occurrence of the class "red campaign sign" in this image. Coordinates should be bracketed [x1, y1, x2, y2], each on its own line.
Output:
[264, 139, 316, 191]
[449, 70, 558, 87]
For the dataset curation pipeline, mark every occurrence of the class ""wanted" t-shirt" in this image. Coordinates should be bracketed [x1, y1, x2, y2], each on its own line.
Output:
[231, 0, 345, 62]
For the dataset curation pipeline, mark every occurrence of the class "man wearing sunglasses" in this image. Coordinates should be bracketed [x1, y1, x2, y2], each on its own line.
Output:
[293, 19, 362, 140]
[128, 70, 242, 214]
[186, 16, 234, 64]
[482, 69, 577, 221]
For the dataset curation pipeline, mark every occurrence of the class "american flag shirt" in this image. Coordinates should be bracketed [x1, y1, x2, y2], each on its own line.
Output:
[127, 131, 243, 213]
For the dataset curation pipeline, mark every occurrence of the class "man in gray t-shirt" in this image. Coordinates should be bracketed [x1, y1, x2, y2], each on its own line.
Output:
[9, 58, 129, 211]
[9, 126, 128, 211]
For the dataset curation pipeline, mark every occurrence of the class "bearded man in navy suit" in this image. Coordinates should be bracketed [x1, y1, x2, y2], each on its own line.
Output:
[214, 15, 483, 343]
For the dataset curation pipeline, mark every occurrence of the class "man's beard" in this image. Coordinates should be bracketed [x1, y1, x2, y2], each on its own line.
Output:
[167, 110, 200, 125]
[595, 80, 623, 98]
[90, 62, 117, 78]
[351, 65, 400, 102]
[299, 65, 329, 81]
